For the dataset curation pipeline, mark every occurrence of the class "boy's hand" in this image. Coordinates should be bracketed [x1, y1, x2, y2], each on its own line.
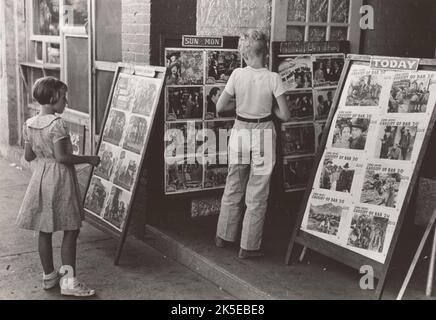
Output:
[88, 156, 101, 167]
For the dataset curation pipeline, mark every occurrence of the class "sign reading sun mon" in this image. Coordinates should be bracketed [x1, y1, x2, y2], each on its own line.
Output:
[182, 35, 224, 48]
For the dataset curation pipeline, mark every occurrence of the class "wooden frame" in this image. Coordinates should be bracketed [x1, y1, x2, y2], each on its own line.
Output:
[271, 0, 362, 53]
[90, 0, 121, 153]
[285, 54, 436, 300]
[83, 63, 167, 265]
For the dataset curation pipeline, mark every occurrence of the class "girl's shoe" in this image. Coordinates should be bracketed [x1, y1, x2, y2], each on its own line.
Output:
[61, 278, 96, 297]
[42, 271, 61, 290]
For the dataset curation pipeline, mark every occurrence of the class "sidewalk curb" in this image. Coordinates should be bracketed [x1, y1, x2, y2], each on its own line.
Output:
[144, 225, 275, 300]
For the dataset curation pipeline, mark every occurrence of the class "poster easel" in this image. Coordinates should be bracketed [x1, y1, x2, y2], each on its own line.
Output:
[83, 63, 166, 265]
[285, 54, 436, 299]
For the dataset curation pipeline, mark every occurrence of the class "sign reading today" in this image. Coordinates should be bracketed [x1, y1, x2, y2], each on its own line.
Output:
[370, 56, 420, 72]
[182, 35, 224, 48]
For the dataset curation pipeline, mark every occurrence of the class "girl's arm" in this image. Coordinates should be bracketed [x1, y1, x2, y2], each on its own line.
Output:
[24, 142, 37, 162]
[54, 138, 100, 166]
[216, 91, 236, 115]
[274, 94, 291, 122]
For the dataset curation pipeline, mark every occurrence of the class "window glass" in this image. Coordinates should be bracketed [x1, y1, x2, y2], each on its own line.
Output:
[287, 26, 305, 42]
[331, 0, 350, 23]
[35, 41, 43, 62]
[330, 27, 348, 41]
[33, 0, 60, 36]
[287, 0, 307, 22]
[63, 0, 88, 27]
[309, 0, 328, 23]
[47, 43, 61, 64]
[308, 26, 327, 41]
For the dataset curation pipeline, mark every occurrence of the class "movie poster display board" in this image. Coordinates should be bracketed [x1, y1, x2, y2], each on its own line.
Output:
[273, 41, 348, 192]
[285, 54, 436, 299]
[163, 48, 242, 195]
[83, 63, 166, 264]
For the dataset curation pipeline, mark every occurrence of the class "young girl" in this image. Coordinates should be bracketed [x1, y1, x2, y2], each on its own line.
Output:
[17, 77, 101, 297]
[215, 30, 290, 259]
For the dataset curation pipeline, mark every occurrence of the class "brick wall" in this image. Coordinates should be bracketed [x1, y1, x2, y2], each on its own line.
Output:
[360, 0, 436, 58]
[122, 0, 152, 64]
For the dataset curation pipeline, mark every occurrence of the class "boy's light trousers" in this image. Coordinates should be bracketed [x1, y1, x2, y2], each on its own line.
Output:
[217, 120, 276, 251]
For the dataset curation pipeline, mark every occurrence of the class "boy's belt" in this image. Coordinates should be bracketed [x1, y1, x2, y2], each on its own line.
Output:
[236, 115, 273, 123]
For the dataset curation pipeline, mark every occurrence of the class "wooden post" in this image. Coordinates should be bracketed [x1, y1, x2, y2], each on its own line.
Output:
[396, 209, 436, 300]
[426, 226, 436, 297]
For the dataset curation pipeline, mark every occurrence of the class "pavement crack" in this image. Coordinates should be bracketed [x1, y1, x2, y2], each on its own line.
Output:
[0, 238, 112, 260]
[0, 250, 38, 259]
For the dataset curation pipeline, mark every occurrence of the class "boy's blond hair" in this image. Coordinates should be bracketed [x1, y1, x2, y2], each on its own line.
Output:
[239, 29, 269, 62]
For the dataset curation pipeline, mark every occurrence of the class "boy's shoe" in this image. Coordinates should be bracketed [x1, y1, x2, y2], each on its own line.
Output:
[238, 249, 265, 260]
[215, 236, 226, 248]
[61, 278, 96, 297]
[42, 271, 61, 290]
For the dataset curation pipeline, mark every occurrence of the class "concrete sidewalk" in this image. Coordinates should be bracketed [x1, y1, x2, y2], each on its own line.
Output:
[0, 157, 234, 300]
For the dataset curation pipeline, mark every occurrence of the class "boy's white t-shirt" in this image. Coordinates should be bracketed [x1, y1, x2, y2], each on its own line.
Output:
[224, 66, 287, 119]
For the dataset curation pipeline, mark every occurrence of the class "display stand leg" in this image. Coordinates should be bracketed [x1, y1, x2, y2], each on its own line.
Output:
[299, 247, 307, 263]
[425, 227, 436, 297]
[396, 208, 436, 300]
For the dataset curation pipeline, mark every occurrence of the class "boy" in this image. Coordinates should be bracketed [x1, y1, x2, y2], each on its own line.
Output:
[215, 30, 290, 259]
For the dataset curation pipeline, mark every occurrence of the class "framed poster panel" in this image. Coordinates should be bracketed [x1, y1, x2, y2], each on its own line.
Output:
[83, 63, 166, 264]
[285, 54, 436, 299]
[274, 48, 346, 193]
[163, 47, 242, 195]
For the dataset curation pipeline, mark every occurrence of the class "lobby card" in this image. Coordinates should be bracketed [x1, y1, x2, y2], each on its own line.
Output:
[205, 50, 241, 85]
[283, 156, 315, 192]
[84, 177, 113, 217]
[373, 117, 428, 163]
[356, 161, 412, 211]
[387, 71, 436, 115]
[165, 156, 204, 194]
[314, 150, 365, 196]
[313, 88, 336, 121]
[301, 191, 352, 244]
[327, 111, 376, 152]
[339, 64, 394, 109]
[166, 86, 204, 121]
[165, 49, 205, 85]
[282, 123, 316, 156]
[95, 142, 122, 182]
[285, 90, 315, 122]
[277, 55, 313, 91]
[102, 186, 132, 231]
[345, 205, 398, 264]
[312, 54, 345, 88]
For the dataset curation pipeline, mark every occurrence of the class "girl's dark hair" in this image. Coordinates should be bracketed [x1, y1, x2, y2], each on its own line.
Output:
[32, 77, 68, 105]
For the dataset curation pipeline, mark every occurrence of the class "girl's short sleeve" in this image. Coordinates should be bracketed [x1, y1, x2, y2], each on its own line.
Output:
[272, 73, 287, 98]
[50, 119, 70, 144]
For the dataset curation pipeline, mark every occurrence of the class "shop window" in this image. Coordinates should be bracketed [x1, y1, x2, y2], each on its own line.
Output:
[33, 0, 60, 36]
[62, 0, 88, 28]
[272, 0, 362, 53]
[63, 35, 89, 114]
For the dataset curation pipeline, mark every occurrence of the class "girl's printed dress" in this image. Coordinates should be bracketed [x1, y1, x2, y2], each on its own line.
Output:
[17, 114, 84, 233]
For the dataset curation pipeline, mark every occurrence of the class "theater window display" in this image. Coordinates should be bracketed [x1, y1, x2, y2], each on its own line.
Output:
[163, 47, 242, 195]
